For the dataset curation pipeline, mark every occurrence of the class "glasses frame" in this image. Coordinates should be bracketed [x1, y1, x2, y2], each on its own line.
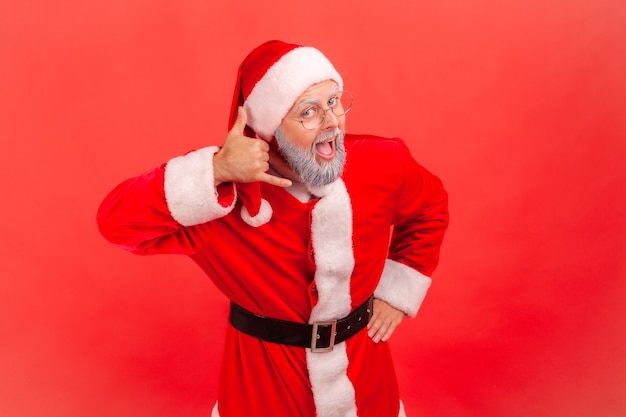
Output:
[288, 91, 354, 130]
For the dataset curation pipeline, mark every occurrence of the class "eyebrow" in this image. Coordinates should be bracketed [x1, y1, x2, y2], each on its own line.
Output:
[292, 98, 319, 112]
[292, 84, 340, 112]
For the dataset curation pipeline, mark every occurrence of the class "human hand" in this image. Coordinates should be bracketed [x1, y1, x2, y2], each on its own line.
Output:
[367, 299, 406, 343]
[213, 107, 292, 188]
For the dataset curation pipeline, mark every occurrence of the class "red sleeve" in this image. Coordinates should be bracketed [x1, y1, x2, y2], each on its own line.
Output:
[96, 146, 237, 255]
[389, 140, 449, 277]
[370, 138, 449, 317]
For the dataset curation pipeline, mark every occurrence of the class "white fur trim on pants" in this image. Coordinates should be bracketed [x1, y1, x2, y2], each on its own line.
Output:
[211, 400, 407, 416]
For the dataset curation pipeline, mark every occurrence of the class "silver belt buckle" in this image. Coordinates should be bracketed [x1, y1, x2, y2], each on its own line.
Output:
[311, 320, 337, 353]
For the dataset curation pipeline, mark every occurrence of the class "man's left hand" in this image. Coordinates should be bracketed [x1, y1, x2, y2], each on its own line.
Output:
[367, 299, 406, 343]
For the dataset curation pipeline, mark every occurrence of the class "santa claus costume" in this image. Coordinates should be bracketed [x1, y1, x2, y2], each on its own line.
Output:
[97, 40, 449, 417]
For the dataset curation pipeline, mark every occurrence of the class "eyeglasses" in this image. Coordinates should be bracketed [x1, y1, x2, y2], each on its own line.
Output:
[288, 91, 353, 130]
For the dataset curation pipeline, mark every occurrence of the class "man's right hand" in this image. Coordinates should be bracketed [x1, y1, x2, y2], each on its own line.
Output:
[213, 106, 292, 188]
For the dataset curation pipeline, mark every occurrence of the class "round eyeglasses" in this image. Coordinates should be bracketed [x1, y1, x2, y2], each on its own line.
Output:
[288, 91, 353, 130]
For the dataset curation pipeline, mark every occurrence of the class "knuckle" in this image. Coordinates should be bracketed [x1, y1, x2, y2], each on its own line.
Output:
[252, 160, 266, 170]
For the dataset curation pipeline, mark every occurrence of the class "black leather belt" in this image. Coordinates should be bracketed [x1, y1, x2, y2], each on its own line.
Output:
[229, 296, 374, 353]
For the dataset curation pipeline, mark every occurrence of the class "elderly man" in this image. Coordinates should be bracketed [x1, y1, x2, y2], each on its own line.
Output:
[97, 40, 449, 417]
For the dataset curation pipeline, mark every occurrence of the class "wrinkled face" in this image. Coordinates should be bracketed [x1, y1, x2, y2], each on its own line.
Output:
[274, 80, 347, 187]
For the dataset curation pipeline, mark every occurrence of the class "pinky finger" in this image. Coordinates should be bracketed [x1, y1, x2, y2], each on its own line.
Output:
[259, 172, 292, 188]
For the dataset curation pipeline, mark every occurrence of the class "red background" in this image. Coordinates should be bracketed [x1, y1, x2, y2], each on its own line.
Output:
[2, 1, 625, 416]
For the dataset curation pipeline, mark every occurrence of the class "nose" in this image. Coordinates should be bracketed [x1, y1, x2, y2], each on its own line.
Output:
[320, 107, 340, 129]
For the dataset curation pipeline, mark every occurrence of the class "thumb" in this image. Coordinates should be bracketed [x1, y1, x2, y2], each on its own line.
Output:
[230, 106, 247, 135]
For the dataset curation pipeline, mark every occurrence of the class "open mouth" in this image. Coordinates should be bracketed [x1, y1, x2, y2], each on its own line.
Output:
[314, 135, 337, 161]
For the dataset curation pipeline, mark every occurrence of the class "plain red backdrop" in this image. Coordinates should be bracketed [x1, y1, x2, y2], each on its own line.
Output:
[1, 1, 625, 416]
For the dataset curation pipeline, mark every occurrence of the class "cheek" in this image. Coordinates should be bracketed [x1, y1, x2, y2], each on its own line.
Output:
[290, 131, 317, 151]
[279, 122, 319, 151]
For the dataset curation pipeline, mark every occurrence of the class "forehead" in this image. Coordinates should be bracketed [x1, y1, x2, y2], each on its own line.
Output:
[291, 80, 339, 107]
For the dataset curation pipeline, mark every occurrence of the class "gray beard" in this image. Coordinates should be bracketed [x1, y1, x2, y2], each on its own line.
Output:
[274, 127, 346, 187]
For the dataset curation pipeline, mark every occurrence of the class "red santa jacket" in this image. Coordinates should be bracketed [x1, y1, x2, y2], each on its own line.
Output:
[97, 133, 449, 417]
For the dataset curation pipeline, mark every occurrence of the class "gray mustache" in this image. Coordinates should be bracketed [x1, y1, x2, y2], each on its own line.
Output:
[315, 128, 341, 144]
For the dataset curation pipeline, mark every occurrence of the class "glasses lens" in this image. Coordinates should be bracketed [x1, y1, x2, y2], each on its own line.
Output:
[301, 91, 353, 130]
[302, 107, 323, 130]
[333, 91, 353, 117]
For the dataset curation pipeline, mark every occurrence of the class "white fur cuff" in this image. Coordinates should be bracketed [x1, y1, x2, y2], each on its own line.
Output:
[374, 259, 432, 318]
[164, 146, 236, 226]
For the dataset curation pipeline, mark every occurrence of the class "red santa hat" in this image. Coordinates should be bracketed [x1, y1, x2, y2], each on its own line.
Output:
[228, 40, 343, 226]
[229, 40, 344, 141]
